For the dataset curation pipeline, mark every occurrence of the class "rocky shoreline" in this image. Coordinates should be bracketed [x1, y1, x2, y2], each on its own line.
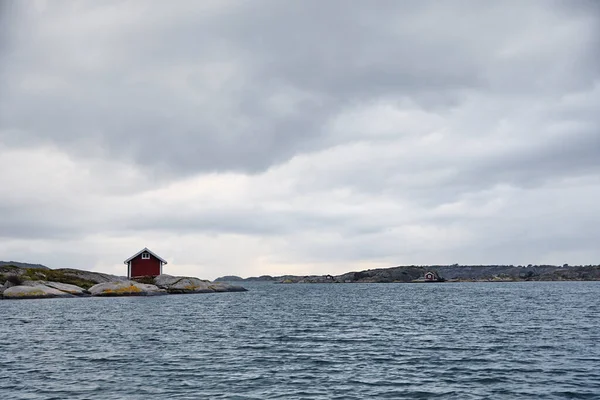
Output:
[0, 265, 247, 300]
[216, 264, 600, 284]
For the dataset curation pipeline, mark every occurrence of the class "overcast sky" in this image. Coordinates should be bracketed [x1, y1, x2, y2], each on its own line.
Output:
[1, 0, 599, 280]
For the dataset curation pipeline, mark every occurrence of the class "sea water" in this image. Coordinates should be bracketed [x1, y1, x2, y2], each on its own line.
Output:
[1, 282, 599, 399]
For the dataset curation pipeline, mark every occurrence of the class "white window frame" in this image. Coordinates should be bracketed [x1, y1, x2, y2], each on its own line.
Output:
[141, 253, 150, 260]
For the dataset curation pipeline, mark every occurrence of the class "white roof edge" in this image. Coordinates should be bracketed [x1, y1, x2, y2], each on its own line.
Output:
[123, 247, 168, 264]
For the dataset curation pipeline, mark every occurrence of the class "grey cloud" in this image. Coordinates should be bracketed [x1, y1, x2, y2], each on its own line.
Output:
[473, 131, 600, 189]
[124, 208, 348, 236]
[0, 204, 81, 240]
[1, 1, 600, 272]
[3, 1, 598, 176]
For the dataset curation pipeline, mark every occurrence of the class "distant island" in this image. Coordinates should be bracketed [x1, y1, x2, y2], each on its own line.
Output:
[215, 264, 600, 284]
[0, 262, 247, 300]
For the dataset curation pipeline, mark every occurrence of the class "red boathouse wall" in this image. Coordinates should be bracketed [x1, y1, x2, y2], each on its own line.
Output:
[129, 254, 162, 278]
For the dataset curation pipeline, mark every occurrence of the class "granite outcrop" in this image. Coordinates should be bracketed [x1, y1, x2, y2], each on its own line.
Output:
[1, 266, 247, 300]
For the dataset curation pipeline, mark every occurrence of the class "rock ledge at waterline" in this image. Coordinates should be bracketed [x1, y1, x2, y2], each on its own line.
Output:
[1, 273, 247, 300]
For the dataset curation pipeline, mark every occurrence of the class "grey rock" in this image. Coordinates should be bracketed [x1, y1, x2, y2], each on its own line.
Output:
[44, 281, 88, 296]
[153, 274, 188, 288]
[213, 275, 243, 282]
[3, 285, 75, 299]
[155, 275, 210, 292]
[0, 280, 15, 295]
[54, 269, 128, 284]
[21, 280, 46, 287]
[20, 280, 88, 296]
[154, 274, 247, 294]
[211, 283, 248, 292]
[88, 281, 166, 297]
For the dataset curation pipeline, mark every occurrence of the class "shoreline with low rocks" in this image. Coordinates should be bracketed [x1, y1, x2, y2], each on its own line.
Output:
[0, 265, 247, 300]
[215, 264, 600, 284]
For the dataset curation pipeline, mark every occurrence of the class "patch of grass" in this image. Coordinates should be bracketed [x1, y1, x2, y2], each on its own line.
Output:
[21, 268, 97, 290]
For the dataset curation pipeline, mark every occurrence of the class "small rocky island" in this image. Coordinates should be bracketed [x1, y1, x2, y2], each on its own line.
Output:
[0, 264, 246, 300]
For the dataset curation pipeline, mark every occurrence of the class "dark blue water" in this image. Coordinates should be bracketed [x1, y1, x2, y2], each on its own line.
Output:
[1, 282, 599, 399]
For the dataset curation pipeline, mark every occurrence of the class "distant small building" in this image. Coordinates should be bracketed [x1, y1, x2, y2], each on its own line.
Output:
[424, 271, 442, 282]
[124, 248, 167, 279]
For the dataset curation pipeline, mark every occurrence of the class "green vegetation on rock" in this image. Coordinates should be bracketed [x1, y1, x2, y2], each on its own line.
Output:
[20, 268, 97, 289]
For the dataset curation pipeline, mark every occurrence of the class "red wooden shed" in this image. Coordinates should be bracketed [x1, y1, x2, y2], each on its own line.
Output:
[424, 271, 443, 282]
[124, 248, 167, 279]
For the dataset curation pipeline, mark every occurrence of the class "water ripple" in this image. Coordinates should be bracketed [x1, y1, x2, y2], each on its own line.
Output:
[1, 282, 599, 399]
